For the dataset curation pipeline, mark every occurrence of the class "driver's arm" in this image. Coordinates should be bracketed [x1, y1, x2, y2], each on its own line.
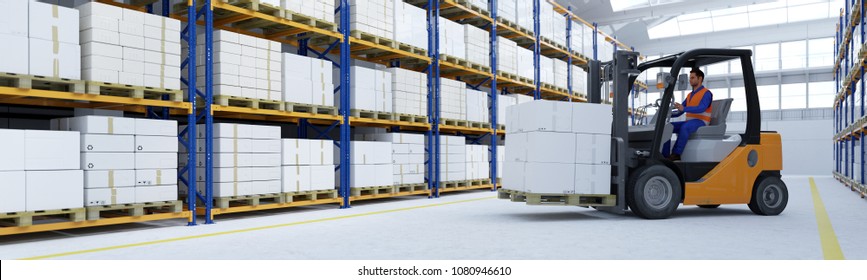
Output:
[671, 98, 687, 117]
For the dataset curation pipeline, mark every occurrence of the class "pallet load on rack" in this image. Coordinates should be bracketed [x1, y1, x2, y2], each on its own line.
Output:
[552, 8, 566, 47]
[507, 93, 533, 104]
[496, 144, 505, 179]
[282, 52, 334, 109]
[183, 30, 282, 104]
[570, 23, 583, 55]
[497, 0, 517, 26]
[598, 40, 613, 62]
[464, 24, 490, 68]
[582, 25, 594, 58]
[343, 0, 394, 39]
[553, 59, 567, 90]
[392, 0, 426, 51]
[431, 135, 467, 183]
[78, 2, 181, 90]
[180, 123, 282, 198]
[281, 139, 335, 194]
[338, 140, 393, 195]
[497, 94, 517, 129]
[282, 0, 335, 23]
[516, 46, 534, 82]
[0, 1, 80, 80]
[441, 78, 467, 122]
[540, 56, 554, 87]
[515, 0, 532, 32]
[503, 100, 612, 195]
[439, 17, 466, 61]
[538, 0, 554, 41]
[358, 132, 425, 186]
[465, 144, 490, 181]
[388, 67, 425, 117]
[497, 36, 518, 76]
[0, 129, 83, 222]
[466, 89, 490, 125]
[571, 65, 586, 96]
[466, 0, 487, 10]
[337, 65, 393, 115]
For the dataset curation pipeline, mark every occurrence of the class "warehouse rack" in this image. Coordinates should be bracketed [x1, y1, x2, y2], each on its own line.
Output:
[833, 0, 867, 199]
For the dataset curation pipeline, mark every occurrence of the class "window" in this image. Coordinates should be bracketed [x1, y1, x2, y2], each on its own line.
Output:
[781, 83, 807, 109]
[809, 81, 835, 108]
[706, 61, 728, 76]
[781, 40, 807, 70]
[808, 37, 834, 67]
[755, 43, 780, 71]
[730, 46, 752, 74]
[731, 87, 747, 112]
[758, 85, 780, 110]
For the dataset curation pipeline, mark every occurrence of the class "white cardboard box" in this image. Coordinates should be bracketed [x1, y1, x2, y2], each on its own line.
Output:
[575, 164, 611, 195]
[118, 71, 143, 86]
[84, 187, 136, 206]
[136, 153, 177, 169]
[84, 170, 136, 189]
[29, 1, 80, 44]
[26, 170, 84, 211]
[135, 119, 177, 136]
[135, 185, 177, 203]
[80, 15, 119, 32]
[251, 167, 281, 181]
[209, 181, 253, 197]
[190, 153, 253, 168]
[309, 140, 334, 165]
[0, 34, 28, 75]
[82, 153, 135, 170]
[135, 135, 178, 153]
[309, 165, 335, 191]
[200, 167, 252, 183]
[282, 165, 311, 193]
[29, 39, 81, 80]
[516, 101, 574, 133]
[250, 139, 281, 153]
[250, 125, 281, 140]
[282, 139, 311, 165]
[525, 132, 577, 164]
[0, 129, 25, 171]
[250, 153, 281, 167]
[523, 162, 575, 194]
[82, 55, 123, 72]
[81, 134, 135, 152]
[82, 42, 123, 59]
[572, 103, 612, 134]
[200, 138, 252, 154]
[136, 169, 177, 186]
[251, 180, 281, 195]
[0, 171, 26, 212]
[576, 134, 611, 165]
[80, 28, 120, 45]
[0, 0, 28, 37]
[196, 123, 252, 139]
[25, 130, 80, 170]
[77, 2, 123, 21]
[65, 116, 136, 135]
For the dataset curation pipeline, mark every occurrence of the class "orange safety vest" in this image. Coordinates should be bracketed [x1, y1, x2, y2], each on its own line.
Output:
[685, 87, 712, 124]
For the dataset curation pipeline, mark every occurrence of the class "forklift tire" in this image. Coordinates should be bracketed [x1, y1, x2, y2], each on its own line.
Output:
[748, 176, 788, 216]
[697, 205, 720, 209]
[626, 164, 682, 219]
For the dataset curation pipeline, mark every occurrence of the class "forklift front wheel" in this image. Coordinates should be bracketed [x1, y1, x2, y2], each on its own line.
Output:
[627, 165, 682, 219]
[748, 176, 788, 216]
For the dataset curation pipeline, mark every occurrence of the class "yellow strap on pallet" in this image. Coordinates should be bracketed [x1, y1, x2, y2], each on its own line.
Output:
[108, 170, 117, 205]
[108, 117, 114, 134]
[156, 169, 162, 185]
[295, 165, 301, 192]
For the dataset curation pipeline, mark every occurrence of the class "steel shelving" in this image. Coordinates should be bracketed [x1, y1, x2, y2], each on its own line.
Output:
[833, 0, 867, 199]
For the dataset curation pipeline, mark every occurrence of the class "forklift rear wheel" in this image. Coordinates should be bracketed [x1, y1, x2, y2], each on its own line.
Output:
[697, 204, 720, 209]
[627, 165, 682, 219]
[748, 176, 788, 216]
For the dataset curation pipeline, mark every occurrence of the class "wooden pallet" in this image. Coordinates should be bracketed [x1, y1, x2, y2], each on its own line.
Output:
[86, 81, 184, 102]
[214, 95, 284, 111]
[396, 42, 427, 56]
[223, 0, 283, 19]
[284, 189, 339, 203]
[214, 193, 283, 209]
[468, 178, 492, 186]
[441, 55, 491, 73]
[440, 118, 469, 127]
[441, 180, 470, 189]
[0, 72, 86, 93]
[497, 124, 505, 131]
[350, 185, 395, 197]
[454, 0, 490, 16]
[395, 113, 429, 124]
[468, 121, 492, 129]
[0, 208, 86, 227]
[541, 37, 567, 52]
[285, 102, 338, 115]
[85, 201, 183, 221]
[351, 30, 397, 50]
[282, 8, 337, 32]
[351, 109, 395, 121]
[497, 189, 616, 207]
[496, 18, 533, 36]
[394, 183, 427, 193]
[497, 71, 519, 81]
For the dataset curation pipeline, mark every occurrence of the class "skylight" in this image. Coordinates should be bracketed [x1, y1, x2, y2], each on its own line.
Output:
[647, 0, 844, 39]
[611, 0, 686, 12]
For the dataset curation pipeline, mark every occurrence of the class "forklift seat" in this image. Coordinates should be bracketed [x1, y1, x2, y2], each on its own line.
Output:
[689, 98, 733, 140]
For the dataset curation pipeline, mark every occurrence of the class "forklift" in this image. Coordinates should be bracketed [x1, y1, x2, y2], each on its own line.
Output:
[502, 49, 788, 219]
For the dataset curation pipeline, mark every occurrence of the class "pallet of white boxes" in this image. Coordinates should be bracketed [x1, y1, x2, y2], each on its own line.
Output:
[358, 131, 427, 194]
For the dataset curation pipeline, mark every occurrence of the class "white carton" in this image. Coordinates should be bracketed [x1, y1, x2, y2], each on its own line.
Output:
[25, 130, 80, 170]
[80, 15, 119, 32]
[209, 181, 253, 197]
[77, 2, 123, 20]
[250, 153, 281, 167]
[575, 164, 611, 195]
[82, 42, 123, 59]
[517, 101, 574, 133]
[204, 138, 252, 154]
[576, 134, 611, 165]
[197, 123, 252, 139]
[136, 169, 177, 186]
[26, 170, 84, 211]
[0, 0, 28, 37]
[84, 187, 136, 206]
[135, 136, 177, 153]
[118, 33, 144, 49]
[82, 55, 123, 72]
[135, 119, 177, 136]
[201, 167, 252, 183]
[572, 103, 612, 134]
[81, 153, 135, 170]
[0, 34, 28, 75]
[249, 125, 281, 140]
[524, 132, 577, 164]
[0, 171, 25, 212]
[135, 185, 177, 203]
[119, 71, 143, 85]
[84, 170, 136, 189]
[65, 116, 136, 135]
[0, 129, 25, 171]
[191, 153, 253, 168]
[81, 134, 135, 152]
[29, 39, 81, 80]
[136, 153, 177, 169]
[523, 162, 575, 194]
[309, 140, 334, 165]
[29, 1, 80, 44]
[251, 167, 281, 181]
[309, 165, 335, 191]
[80, 28, 120, 45]
[250, 139, 281, 153]
[282, 165, 311, 192]
[282, 139, 311, 165]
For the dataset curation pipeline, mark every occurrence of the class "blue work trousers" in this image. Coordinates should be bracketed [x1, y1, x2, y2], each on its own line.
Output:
[662, 119, 706, 157]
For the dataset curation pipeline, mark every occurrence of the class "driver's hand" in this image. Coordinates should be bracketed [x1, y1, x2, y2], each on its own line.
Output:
[674, 103, 684, 111]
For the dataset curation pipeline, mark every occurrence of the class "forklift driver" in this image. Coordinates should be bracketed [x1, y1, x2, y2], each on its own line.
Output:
[663, 68, 713, 161]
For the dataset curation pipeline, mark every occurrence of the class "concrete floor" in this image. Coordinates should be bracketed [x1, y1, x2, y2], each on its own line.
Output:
[1, 176, 864, 260]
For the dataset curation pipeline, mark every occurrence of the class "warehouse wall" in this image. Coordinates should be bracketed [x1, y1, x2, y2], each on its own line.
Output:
[726, 118, 832, 176]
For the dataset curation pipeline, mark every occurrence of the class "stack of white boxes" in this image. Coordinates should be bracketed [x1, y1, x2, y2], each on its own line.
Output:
[582, 25, 594, 58]
[440, 78, 467, 120]
[496, 145, 505, 178]
[0, 129, 82, 213]
[186, 123, 282, 197]
[466, 0, 487, 9]
[465, 145, 490, 180]
[337, 66, 393, 112]
[0, 1, 81, 79]
[464, 24, 489, 68]
[540, 56, 554, 86]
[344, 0, 393, 39]
[431, 135, 466, 182]
[439, 18, 466, 60]
[553, 58, 568, 90]
[503, 100, 612, 194]
[515, 0, 532, 32]
[185, 30, 282, 101]
[338, 140, 393, 188]
[538, 0, 554, 41]
[466, 89, 489, 123]
[282, 52, 334, 106]
[57, 116, 179, 204]
[507, 93, 534, 105]
[79, 2, 181, 88]
[388, 67, 425, 116]
[552, 9, 567, 47]
[358, 133, 425, 185]
[497, 0, 517, 24]
[392, 0, 426, 50]
[497, 94, 517, 128]
[283, 0, 334, 23]
[281, 139, 335, 193]
[516, 46, 534, 81]
[497, 36, 518, 75]
[570, 24, 583, 55]
[572, 65, 587, 96]
[599, 41, 613, 62]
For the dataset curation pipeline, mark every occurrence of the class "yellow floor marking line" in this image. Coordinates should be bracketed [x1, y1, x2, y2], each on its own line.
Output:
[809, 177, 845, 260]
[21, 196, 497, 260]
